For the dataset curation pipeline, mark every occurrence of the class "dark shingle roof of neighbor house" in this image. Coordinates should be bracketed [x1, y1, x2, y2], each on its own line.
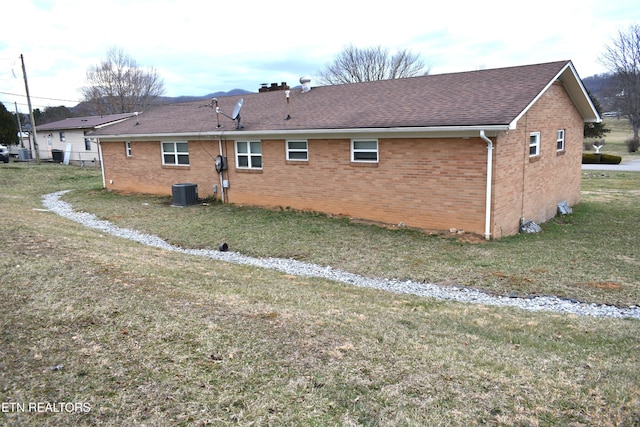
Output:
[36, 113, 137, 131]
[93, 60, 600, 138]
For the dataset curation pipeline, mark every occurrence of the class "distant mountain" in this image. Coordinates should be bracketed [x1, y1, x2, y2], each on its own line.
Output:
[155, 88, 254, 104]
[68, 89, 254, 117]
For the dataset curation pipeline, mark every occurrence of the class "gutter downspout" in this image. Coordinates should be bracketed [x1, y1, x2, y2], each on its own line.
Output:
[480, 130, 493, 240]
[97, 139, 106, 189]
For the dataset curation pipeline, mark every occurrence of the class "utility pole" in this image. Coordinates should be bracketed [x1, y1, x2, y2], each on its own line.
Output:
[20, 54, 40, 163]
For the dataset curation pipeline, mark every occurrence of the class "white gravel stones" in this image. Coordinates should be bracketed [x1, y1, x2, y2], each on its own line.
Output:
[42, 191, 640, 320]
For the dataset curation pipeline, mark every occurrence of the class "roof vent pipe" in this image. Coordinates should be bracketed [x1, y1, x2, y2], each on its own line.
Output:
[285, 90, 291, 120]
[300, 76, 311, 93]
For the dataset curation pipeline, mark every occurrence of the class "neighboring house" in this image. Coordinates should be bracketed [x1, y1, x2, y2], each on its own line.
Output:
[93, 61, 600, 239]
[36, 113, 136, 165]
[7, 132, 32, 158]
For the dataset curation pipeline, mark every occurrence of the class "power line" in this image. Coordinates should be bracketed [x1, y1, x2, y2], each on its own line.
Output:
[0, 99, 68, 111]
[0, 90, 80, 104]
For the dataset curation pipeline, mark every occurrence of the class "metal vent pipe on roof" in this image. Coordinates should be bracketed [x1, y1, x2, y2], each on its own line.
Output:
[300, 76, 311, 93]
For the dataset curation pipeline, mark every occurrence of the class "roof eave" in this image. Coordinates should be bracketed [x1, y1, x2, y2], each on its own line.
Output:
[95, 125, 511, 141]
[509, 61, 601, 129]
[561, 61, 602, 123]
[94, 117, 136, 129]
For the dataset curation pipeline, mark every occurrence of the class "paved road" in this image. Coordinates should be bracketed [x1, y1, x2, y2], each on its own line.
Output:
[582, 158, 640, 172]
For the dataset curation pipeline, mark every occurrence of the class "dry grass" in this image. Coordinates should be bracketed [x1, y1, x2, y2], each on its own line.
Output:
[1, 163, 639, 426]
[61, 172, 640, 308]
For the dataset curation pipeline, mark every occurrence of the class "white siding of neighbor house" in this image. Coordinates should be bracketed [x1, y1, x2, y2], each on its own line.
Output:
[40, 129, 100, 165]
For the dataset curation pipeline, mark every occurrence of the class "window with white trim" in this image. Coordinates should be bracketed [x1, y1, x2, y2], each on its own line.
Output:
[59, 132, 66, 142]
[351, 139, 378, 162]
[162, 141, 189, 165]
[529, 132, 540, 157]
[125, 141, 132, 157]
[286, 140, 308, 161]
[556, 129, 565, 151]
[236, 141, 262, 169]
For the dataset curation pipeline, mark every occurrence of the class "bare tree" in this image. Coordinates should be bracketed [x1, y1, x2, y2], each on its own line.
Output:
[599, 24, 640, 150]
[81, 47, 165, 115]
[318, 45, 429, 85]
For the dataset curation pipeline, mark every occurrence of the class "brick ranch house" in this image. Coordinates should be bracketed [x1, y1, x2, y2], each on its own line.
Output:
[93, 60, 600, 239]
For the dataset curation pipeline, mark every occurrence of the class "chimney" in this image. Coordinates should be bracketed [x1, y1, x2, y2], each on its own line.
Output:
[259, 82, 290, 92]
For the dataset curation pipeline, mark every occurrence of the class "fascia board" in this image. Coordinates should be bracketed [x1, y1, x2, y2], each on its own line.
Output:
[509, 61, 601, 129]
[96, 125, 509, 142]
[562, 61, 602, 123]
[94, 118, 134, 129]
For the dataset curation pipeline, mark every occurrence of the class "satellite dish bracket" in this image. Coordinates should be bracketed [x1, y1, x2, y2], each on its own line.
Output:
[215, 98, 244, 130]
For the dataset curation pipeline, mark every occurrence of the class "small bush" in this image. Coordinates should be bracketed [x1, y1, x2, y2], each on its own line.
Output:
[582, 153, 622, 164]
[626, 138, 639, 153]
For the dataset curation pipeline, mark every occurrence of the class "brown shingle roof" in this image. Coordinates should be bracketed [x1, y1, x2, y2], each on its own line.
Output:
[94, 60, 596, 138]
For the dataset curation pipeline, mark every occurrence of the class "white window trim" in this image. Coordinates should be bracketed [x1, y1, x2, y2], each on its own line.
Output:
[235, 140, 263, 169]
[529, 132, 540, 157]
[556, 129, 565, 151]
[125, 141, 132, 157]
[351, 139, 379, 163]
[286, 139, 308, 161]
[161, 141, 189, 166]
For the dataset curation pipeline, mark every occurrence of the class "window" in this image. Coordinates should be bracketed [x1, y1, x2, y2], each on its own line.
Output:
[59, 132, 66, 142]
[286, 140, 308, 161]
[162, 141, 189, 165]
[236, 141, 262, 169]
[351, 139, 378, 162]
[529, 132, 540, 157]
[125, 141, 132, 157]
[556, 129, 565, 151]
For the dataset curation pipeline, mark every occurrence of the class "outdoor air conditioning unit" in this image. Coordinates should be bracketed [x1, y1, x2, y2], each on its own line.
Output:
[171, 183, 198, 206]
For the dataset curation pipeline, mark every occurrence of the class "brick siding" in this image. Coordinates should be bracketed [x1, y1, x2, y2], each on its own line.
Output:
[491, 82, 583, 238]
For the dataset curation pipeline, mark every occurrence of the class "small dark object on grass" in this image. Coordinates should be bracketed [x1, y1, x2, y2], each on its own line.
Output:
[219, 243, 229, 252]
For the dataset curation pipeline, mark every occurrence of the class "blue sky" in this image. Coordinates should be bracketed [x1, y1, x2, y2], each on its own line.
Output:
[1, 0, 638, 113]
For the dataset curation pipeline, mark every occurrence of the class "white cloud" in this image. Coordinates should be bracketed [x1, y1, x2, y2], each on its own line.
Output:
[2, 0, 639, 112]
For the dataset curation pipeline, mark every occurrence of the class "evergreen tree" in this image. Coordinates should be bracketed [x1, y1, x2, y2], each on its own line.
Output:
[0, 102, 19, 146]
[584, 89, 611, 139]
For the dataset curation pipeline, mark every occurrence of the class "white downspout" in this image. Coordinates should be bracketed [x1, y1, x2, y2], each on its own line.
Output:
[480, 130, 493, 240]
[97, 139, 106, 189]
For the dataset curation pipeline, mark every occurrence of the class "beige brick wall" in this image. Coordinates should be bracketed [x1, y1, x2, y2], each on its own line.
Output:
[491, 82, 584, 238]
[224, 137, 488, 234]
[102, 136, 489, 234]
[101, 139, 220, 195]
